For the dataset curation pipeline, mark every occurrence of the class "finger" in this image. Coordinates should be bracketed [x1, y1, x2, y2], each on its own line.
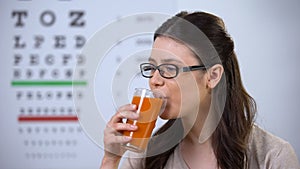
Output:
[118, 104, 137, 112]
[110, 111, 138, 124]
[112, 123, 138, 132]
[119, 110, 139, 120]
[105, 121, 138, 135]
[109, 104, 137, 123]
[105, 121, 138, 136]
[105, 134, 132, 144]
[112, 135, 132, 144]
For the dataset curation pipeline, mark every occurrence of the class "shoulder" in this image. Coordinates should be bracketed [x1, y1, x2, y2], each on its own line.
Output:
[248, 124, 300, 168]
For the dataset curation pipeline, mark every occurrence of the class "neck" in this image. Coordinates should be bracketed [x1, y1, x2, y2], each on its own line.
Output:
[183, 112, 211, 147]
[181, 133, 217, 169]
[182, 135, 213, 154]
[179, 94, 219, 168]
[181, 108, 215, 153]
[181, 105, 210, 144]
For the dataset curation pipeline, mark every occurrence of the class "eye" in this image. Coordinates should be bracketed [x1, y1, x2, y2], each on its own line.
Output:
[164, 65, 177, 72]
[159, 64, 178, 77]
[141, 64, 157, 74]
[143, 65, 155, 72]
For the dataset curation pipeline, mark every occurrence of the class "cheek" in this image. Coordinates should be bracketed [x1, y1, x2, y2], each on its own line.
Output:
[180, 86, 200, 117]
[178, 75, 204, 116]
[162, 77, 201, 119]
[160, 86, 181, 119]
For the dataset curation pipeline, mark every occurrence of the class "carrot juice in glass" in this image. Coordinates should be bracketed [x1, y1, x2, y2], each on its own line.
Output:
[122, 88, 165, 153]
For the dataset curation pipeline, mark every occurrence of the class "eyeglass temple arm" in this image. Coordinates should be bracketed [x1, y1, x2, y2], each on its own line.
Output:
[182, 65, 206, 72]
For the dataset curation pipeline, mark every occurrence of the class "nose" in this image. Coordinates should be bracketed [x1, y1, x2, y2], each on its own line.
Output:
[149, 69, 164, 88]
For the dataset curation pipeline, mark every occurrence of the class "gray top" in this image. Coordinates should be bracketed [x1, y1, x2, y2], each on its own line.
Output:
[121, 125, 300, 169]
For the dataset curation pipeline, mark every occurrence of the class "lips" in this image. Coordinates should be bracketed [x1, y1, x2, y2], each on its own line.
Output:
[152, 89, 166, 98]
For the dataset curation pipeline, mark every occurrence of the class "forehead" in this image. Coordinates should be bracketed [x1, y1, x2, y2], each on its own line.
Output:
[150, 37, 199, 65]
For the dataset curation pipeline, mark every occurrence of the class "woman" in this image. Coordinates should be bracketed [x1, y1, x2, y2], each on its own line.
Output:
[101, 11, 299, 169]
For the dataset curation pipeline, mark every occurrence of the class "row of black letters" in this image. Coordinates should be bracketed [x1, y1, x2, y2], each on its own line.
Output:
[13, 68, 85, 79]
[19, 106, 76, 114]
[16, 90, 83, 100]
[12, 10, 85, 28]
[24, 152, 77, 160]
[14, 35, 85, 49]
[23, 139, 78, 147]
[13, 54, 85, 66]
[20, 127, 81, 135]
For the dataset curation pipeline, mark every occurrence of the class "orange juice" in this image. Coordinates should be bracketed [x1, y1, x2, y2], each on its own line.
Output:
[123, 95, 163, 152]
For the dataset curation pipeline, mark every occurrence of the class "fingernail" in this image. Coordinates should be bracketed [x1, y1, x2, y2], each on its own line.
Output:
[131, 104, 137, 109]
[124, 136, 131, 141]
[130, 125, 137, 129]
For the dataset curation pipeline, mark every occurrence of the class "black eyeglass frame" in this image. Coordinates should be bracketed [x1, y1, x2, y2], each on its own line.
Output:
[140, 63, 206, 79]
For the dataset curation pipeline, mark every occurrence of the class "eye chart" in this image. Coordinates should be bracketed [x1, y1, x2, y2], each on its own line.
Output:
[0, 1, 176, 168]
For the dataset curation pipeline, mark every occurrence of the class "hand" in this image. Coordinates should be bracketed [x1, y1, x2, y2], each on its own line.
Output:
[101, 104, 139, 168]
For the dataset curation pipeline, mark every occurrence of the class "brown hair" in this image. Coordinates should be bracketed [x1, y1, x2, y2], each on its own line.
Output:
[144, 11, 256, 169]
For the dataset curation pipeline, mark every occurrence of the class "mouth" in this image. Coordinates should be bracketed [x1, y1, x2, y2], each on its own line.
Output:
[152, 89, 167, 98]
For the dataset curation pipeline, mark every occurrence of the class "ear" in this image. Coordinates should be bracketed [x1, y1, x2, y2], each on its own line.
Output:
[206, 64, 224, 89]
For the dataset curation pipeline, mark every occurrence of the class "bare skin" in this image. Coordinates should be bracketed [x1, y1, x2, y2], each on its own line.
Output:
[100, 104, 139, 169]
[100, 37, 223, 169]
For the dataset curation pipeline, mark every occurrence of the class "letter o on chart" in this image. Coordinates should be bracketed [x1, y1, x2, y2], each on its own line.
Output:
[40, 11, 56, 27]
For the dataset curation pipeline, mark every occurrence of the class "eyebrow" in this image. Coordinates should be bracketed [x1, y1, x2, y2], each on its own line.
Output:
[148, 57, 183, 64]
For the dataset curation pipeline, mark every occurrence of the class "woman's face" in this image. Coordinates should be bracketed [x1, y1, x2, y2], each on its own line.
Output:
[149, 37, 210, 120]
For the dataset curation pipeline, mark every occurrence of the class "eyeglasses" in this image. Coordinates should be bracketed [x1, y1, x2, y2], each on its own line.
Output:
[140, 63, 206, 79]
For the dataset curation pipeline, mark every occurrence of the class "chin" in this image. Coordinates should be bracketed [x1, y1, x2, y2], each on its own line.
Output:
[159, 110, 171, 120]
[159, 115, 170, 120]
[159, 110, 179, 120]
